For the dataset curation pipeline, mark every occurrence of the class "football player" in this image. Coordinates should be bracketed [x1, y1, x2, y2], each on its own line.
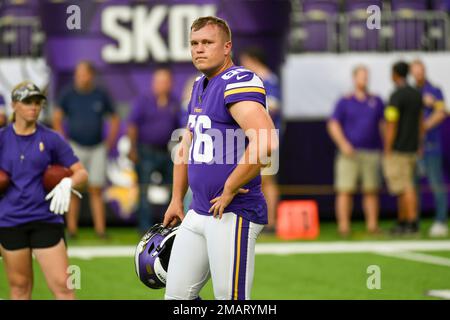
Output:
[163, 16, 278, 300]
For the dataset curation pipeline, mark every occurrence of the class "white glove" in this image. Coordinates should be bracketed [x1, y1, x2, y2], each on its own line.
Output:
[45, 178, 82, 215]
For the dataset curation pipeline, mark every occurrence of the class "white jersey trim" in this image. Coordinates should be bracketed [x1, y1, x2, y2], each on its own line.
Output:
[225, 74, 265, 91]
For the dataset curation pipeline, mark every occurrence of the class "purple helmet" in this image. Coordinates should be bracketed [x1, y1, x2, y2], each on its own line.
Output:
[134, 223, 179, 289]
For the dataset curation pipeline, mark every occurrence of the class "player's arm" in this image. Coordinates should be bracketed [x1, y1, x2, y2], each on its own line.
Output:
[163, 127, 192, 227]
[327, 119, 354, 156]
[209, 100, 278, 218]
[171, 128, 191, 203]
[52, 107, 66, 138]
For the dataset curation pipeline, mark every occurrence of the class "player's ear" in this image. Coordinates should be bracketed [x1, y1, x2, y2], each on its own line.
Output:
[224, 40, 232, 56]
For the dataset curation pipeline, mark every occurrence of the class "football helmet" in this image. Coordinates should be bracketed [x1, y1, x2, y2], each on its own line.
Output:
[134, 223, 179, 289]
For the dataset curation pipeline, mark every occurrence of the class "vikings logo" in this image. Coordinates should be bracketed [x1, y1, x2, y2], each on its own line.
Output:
[104, 136, 139, 220]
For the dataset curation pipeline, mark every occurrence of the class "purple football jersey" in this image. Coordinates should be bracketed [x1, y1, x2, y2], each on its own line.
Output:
[0, 124, 79, 227]
[187, 66, 268, 225]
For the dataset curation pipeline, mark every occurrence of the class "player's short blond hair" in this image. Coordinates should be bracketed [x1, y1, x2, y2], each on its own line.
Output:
[191, 16, 232, 42]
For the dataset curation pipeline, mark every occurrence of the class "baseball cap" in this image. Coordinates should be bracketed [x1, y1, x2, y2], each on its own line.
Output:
[11, 81, 46, 102]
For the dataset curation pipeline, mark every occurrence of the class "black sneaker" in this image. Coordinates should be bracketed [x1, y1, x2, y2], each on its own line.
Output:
[404, 222, 420, 235]
[390, 222, 406, 235]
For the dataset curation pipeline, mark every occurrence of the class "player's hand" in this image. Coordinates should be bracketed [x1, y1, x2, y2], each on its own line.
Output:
[340, 142, 355, 157]
[45, 177, 75, 215]
[209, 188, 249, 219]
[163, 200, 185, 228]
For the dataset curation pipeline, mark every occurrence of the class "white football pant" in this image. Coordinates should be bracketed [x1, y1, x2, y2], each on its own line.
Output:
[165, 209, 264, 300]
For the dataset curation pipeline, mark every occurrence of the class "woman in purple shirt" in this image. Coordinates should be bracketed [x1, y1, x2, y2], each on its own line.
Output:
[0, 82, 88, 300]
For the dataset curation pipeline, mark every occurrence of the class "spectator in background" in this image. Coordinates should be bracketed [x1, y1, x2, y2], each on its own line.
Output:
[383, 61, 424, 235]
[127, 67, 180, 234]
[410, 60, 448, 237]
[327, 65, 384, 237]
[239, 47, 281, 233]
[0, 94, 7, 127]
[53, 61, 120, 239]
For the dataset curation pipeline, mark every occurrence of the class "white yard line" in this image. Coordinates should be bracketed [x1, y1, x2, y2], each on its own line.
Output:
[374, 250, 450, 267]
[67, 241, 450, 268]
[426, 290, 450, 299]
[255, 240, 450, 255]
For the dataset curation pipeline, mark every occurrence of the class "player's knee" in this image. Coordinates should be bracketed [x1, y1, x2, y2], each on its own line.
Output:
[10, 278, 32, 299]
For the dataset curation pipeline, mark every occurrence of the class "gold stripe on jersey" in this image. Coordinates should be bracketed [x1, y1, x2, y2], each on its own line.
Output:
[224, 87, 266, 98]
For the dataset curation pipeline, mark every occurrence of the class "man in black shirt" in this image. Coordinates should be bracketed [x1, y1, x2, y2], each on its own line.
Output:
[383, 61, 424, 235]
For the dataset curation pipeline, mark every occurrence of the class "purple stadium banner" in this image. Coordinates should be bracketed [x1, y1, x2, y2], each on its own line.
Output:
[35, 0, 290, 104]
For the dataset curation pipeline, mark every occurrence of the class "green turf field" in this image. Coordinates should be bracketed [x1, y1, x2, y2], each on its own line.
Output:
[1, 219, 449, 300]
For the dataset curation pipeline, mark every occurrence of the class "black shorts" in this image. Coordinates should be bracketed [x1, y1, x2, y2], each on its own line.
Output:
[0, 221, 66, 251]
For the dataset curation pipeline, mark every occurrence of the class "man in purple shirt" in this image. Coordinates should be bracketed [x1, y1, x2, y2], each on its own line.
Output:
[327, 65, 385, 237]
[127, 67, 181, 233]
[162, 16, 277, 300]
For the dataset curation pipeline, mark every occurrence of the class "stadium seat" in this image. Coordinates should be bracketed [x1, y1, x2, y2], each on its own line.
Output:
[277, 200, 320, 240]
[430, 0, 450, 50]
[301, 0, 339, 51]
[0, 0, 41, 57]
[391, 0, 428, 50]
[432, 0, 450, 12]
[344, 0, 383, 51]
